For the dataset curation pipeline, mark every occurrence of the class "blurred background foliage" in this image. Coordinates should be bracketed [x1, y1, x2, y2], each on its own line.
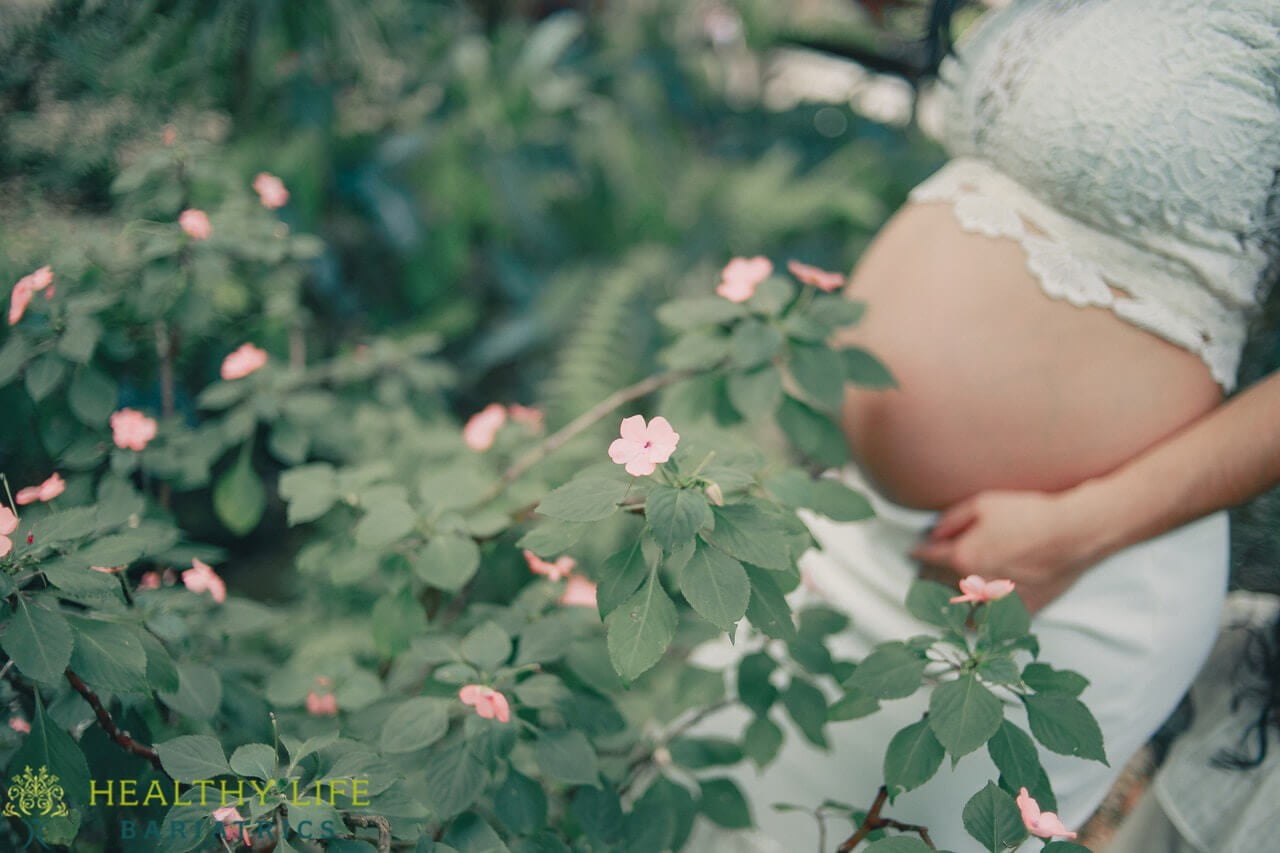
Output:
[0, 0, 946, 580]
[2, 0, 1275, 591]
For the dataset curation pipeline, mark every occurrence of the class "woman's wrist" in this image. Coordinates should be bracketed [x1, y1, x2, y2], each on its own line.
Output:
[1059, 473, 1151, 566]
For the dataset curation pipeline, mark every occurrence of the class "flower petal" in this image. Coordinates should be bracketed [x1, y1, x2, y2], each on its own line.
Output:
[619, 415, 649, 443]
[608, 438, 645, 465]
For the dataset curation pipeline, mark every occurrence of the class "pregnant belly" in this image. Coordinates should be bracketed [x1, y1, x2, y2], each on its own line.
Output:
[835, 202, 1223, 510]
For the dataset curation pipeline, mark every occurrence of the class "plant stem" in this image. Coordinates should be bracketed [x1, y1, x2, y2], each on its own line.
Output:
[838, 786, 936, 851]
[64, 668, 164, 771]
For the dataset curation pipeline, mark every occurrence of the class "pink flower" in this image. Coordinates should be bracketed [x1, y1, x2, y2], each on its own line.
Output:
[8, 266, 52, 326]
[458, 684, 511, 723]
[220, 343, 268, 380]
[949, 575, 1016, 604]
[0, 506, 16, 559]
[15, 473, 65, 505]
[559, 575, 598, 608]
[463, 403, 507, 451]
[162, 125, 178, 147]
[715, 256, 773, 303]
[523, 549, 576, 582]
[110, 408, 158, 451]
[787, 259, 845, 292]
[8, 716, 30, 734]
[182, 558, 226, 604]
[608, 415, 680, 477]
[252, 172, 290, 209]
[90, 566, 125, 574]
[179, 209, 212, 241]
[1017, 788, 1078, 840]
[306, 690, 338, 716]
[508, 404, 545, 433]
[137, 571, 162, 590]
[211, 806, 251, 846]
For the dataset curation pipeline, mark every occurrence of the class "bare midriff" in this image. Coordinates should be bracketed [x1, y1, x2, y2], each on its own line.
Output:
[835, 201, 1223, 510]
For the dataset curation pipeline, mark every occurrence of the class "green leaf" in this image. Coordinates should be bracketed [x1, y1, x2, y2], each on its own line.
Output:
[646, 485, 712, 553]
[516, 520, 590, 557]
[605, 574, 677, 681]
[66, 616, 148, 693]
[572, 786, 624, 845]
[140, 631, 181, 694]
[806, 480, 874, 523]
[730, 319, 784, 369]
[679, 541, 749, 632]
[371, 589, 427, 658]
[737, 652, 778, 716]
[698, 778, 751, 829]
[976, 655, 1021, 686]
[6, 694, 91, 811]
[776, 395, 848, 467]
[727, 366, 783, 419]
[845, 642, 927, 700]
[828, 688, 880, 722]
[279, 463, 338, 525]
[1022, 663, 1089, 697]
[928, 675, 1004, 760]
[744, 566, 798, 642]
[1023, 693, 1108, 764]
[2, 598, 74, 684]
[268, 420, 309, 465]
[743, 716, 784, 769]
[979, 594, 1031, 645]
[25, 353, 66, 401]
[68, 368, 117, 426]
[156, 735, 231, 783]
[214, 444, 266, 537]
[840, 346, 897, 388]
[597, 541, 651, 621]
[884, 718, 946, 799]
[229, 743, 278, 780]
[536, 477, 630, 522]
[535, 730, 599, 786]
[668, 737, 743, 770]
[962, 781, 1029, 852]
[422, 738, 489, 819]
[157, 662, 223, 719]
[494, 770, 546, 835]
[416, 534, 481, 591]
[988, 721, 1057, 812]
[662, 331, 732, 370]
[0, 332, 29, 386]
[380, 697, 451, 753]
[781, 678, 828, 748]
[513, 673, 569, 708]
[460, 622, 512, 671]
[701, 503, 794, 571]
[789, 343, 846, 411]
[1042, 843, 1093, 853]
[656, 297, 747, 330]
[905, 580, 969, 631]
[516, 610, 587, 666]
[355, 497, 417, 548]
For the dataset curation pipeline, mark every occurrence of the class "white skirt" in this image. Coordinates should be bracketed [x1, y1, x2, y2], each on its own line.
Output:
[683, 464, 1229, 853]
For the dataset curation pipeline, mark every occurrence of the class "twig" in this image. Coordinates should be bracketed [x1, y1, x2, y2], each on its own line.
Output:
[64, 668, 164, 771]
[837, 786, 935, 852]
[618, 699, 732, 796]
[343, 814, 392, 853]
[472, 368, 701, 507]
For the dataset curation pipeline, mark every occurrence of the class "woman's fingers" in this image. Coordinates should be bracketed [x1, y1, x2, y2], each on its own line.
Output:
[910, 539, 956, 567]
[927, 498, 980, 541]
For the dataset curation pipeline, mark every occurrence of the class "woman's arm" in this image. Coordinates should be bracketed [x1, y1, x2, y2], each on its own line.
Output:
[910, 369, 1280, 611]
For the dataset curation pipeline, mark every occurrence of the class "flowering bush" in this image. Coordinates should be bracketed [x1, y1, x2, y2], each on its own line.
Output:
[0, 151, 1101, 852]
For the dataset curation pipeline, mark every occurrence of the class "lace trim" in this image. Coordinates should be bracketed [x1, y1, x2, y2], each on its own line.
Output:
[909, 159, 1240, 390]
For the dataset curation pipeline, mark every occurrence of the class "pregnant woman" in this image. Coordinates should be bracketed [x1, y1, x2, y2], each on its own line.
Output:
[687, 1, 1280, 850]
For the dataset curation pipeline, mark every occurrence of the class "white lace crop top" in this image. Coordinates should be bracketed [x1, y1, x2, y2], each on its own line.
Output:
[908, 0, 1280, 391]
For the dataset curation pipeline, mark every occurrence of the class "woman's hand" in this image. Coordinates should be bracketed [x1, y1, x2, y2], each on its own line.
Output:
[908, 486, 1117, 614]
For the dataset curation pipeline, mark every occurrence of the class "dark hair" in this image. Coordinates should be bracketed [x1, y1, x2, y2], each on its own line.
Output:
[1213, 607, 1280, 769]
